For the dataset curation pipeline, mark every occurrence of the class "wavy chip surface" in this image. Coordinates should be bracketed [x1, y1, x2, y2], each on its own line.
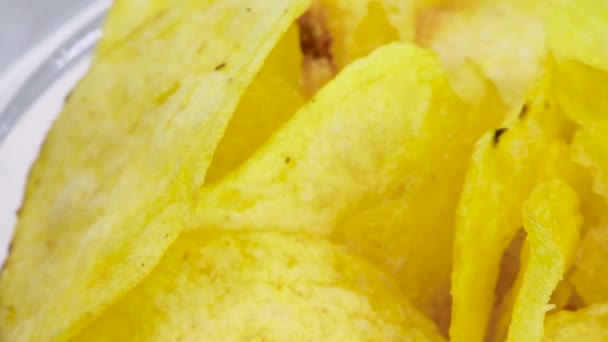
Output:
[0, 0, 311, 340]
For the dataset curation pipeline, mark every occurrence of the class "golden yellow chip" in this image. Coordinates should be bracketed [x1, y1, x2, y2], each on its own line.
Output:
[0, 0, 311, 340]
[544, 304, 608, 342]
[450, 76, 576, 342]
[571, 224, 608, 305]
[505, 180, 581, 341]
[73, 232, 446, 341]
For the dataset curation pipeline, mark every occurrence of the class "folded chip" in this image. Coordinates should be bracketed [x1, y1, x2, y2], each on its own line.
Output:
[72, 232, 446, 341]
[449, 75, 577, 342]
[505, 181, 581, 342]
[0, 0, 311, 340]
[544, 304, 608, 342]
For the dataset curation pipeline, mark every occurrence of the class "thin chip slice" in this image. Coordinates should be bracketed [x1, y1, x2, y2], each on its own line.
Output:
[544, 304, 608, 342]
[571, 224, 608, 305]
[0, 0, 311, 340]
[73, 232, 445, 341]
[190, 42, 467, 236]
[505, 180, 582, 342]
[449, 77, 575, 342]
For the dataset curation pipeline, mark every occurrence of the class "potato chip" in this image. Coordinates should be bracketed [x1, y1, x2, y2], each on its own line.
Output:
[416, 0, 546, 108]
[190, 42, 467, 236]
[544, 304, 608, 342]
[73, 232, 445, 341]
[0, 0, 311, 340]
[571, 224, 608, 305]
[449, 77, 576, 342]
[546, 1, 608, 129]
[190, 43, 505, 333]
[505, 180, 582, 342]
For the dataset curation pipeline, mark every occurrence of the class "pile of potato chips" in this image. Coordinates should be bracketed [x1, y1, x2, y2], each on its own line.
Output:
[1, 0, 607, 340]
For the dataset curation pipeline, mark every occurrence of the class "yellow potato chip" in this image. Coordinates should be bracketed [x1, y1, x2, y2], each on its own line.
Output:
[416, 0, 546, 108]
[544, 304, 608, 342]
[0, 0, 311, 340]
[73, 232, 445, 341]
[572, 128, 608, 204]
[190, 42, 467, 236]
[191, 42, 505, 332]
[450, 77, 576, 342]
[571, 224, 608, 305]
[505, 180, 582, 342]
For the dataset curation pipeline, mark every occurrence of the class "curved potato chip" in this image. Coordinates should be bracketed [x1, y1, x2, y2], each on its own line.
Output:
[190, 42, 466, 236]
[571, 224, 608, 305]
[0, 0, 311, 340]
[544, 304, 608, 342]
[73, 233, 445, 341]
[505, 180, 581, 342]
[416, 0, 546, 108]
[449, 77, 576, 342]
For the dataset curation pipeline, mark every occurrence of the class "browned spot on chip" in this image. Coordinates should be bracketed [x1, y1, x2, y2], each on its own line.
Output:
[298, 2, 336, 95]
